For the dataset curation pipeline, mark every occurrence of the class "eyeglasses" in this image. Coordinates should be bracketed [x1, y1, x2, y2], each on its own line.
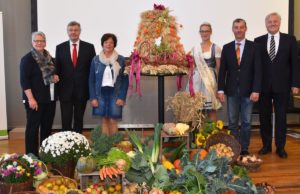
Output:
[33, 40, 46, 43]
[199, 30, 211, 33]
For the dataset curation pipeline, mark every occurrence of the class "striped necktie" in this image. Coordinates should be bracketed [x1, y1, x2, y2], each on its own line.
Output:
[269, 35, 275, 62]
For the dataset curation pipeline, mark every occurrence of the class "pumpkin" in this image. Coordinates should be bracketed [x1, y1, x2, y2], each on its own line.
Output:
[189, 149, 208, 161]
[76, 156, 97, 173]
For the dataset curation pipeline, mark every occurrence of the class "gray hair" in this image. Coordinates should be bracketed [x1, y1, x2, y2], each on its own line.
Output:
[199, 22, 212, 32]
[67, 21, 81, 29]
[31, 31, 46, 42]
[265, 12, 281, 22]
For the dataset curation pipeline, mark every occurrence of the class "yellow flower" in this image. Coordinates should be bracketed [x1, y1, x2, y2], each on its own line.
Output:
[216, 120, 224, 129]
[195, 133, 205, 146]
[26, 173, 31, 177]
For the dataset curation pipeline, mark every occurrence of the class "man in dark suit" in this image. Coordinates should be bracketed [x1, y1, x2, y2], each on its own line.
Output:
[218, 18, 262, 155]
[254, 12, 300, 158]
[55, 21, 96, 133]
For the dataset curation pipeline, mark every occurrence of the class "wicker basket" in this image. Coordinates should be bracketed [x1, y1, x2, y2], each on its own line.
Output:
[0, 159, 33, 194]
[33, 160, 48, 188]
[51, 160, 76, 179]
[205, 132, 241, 164]
[236, 155, 263, 172]
[255, 182, 276, 194]
[13, 192, 39, 194]
[36, 169, 78, 194]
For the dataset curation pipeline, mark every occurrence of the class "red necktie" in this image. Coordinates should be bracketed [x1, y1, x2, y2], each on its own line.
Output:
[72, 44, 77, 67]
[236, 42, 241, 65]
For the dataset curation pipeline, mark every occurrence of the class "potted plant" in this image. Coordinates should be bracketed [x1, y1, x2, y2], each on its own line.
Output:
[0, 153, 45, 193]
[194, 120, 226, 148]
[39, 131, 91, 178]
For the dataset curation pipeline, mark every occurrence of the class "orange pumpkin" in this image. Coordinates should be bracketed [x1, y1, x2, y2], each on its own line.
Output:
[173, 159, 183, 170]
[189, 149, 208, 161]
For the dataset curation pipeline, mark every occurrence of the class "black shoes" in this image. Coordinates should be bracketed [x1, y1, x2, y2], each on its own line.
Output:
[258, 147, 272, 155]
[240, 150, 250, 155]
[258, 147, 288, 158]
[276, 149, 288, 159]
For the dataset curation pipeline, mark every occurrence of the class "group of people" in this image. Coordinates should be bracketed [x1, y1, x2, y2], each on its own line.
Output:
[20, 21, 128, 156]
[189, 12, 299, 159]
[20, 12, 299, 159]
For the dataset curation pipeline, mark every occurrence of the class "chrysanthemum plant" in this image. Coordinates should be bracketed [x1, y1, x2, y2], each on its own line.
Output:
[39, 131, 91, 167]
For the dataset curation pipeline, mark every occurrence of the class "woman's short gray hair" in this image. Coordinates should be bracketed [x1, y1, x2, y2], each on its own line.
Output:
[32, 31, 46, 42]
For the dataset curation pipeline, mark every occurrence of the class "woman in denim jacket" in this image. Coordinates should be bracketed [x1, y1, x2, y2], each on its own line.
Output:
[89, 33, 128, 135]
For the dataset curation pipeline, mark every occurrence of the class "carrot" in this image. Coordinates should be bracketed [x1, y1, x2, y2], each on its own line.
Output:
[99, 168, 104, 180]
[106, 167, 113, 179]
[110, 166, 119, 176]
[105, 167, 111, 177]
[116, 168, 124, 174]
[102, 166, 107, 179]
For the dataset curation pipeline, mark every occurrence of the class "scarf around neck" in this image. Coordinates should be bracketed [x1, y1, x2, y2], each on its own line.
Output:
[99, 50, 121, 83]
[31, 48, 56, 86]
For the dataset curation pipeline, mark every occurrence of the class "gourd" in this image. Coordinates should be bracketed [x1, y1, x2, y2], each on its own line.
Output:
[76, 156, 97, 173]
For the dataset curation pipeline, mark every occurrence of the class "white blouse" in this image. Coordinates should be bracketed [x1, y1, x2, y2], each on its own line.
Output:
[102, 66, 114, 87]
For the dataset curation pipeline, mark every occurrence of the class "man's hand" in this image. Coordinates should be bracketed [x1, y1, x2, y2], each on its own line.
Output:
[250, 92, 260, 102]
[292, 87, 300, 94]
[217, 93, 225, 103]
[90, 99, 99, 107]
[28, 98, 38, 111]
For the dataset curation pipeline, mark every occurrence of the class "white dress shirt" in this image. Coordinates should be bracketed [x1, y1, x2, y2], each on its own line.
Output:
[235, 38, 246, 62]
[69, 40, 80, 56]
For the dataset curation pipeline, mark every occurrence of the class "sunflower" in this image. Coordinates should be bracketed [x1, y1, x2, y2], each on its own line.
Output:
[216, 120, 224, 129]
[195, 133, 205, 147]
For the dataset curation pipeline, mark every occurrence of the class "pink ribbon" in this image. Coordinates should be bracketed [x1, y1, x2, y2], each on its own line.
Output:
[176, 75, 183, 91]
[129, 50, 142, 96]
[186, 54, 195, 97]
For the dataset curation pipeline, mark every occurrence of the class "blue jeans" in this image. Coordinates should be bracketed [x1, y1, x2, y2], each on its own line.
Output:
[227, 96, 253, 151]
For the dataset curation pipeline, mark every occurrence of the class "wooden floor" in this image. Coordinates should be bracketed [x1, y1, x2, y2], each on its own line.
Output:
[1, 129, 300, 193]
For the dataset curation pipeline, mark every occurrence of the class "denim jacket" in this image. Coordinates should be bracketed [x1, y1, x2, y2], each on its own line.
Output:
[89, 55, 129, 101]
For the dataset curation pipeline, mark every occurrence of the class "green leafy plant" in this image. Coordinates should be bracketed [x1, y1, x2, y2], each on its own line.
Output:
[90, 126, 123, 155]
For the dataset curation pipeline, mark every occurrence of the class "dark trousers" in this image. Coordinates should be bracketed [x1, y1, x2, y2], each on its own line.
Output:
[24, 101, 56, 156]
[259, 91, 289, 150]
[60, 99, 87, 133]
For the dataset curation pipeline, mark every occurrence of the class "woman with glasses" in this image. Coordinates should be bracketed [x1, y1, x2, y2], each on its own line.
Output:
[186, 22, 222, 121]
[20, 31, 59, 156]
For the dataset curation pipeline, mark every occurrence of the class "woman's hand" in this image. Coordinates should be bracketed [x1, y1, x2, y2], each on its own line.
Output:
[90, 99, 99, 107]
[53, 74, 59, 83]
[28, 98, 38, 111]
[116, 99, 125, 106]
